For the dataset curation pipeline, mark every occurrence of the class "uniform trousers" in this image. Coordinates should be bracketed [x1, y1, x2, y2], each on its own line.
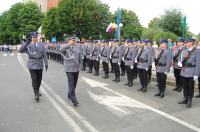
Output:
[102, 61, 109, 75]
[174, 68, 182, 87]
[29, 69, 43, 95]
[138, 68, 148, 86]
[66, 72, 79, 103]
[156, 72, 167, 92]
[93, 60, 100, 74]
[125, 66, 134, 82]
[181, 76, 194, 98]
[113, 63, 120, 79]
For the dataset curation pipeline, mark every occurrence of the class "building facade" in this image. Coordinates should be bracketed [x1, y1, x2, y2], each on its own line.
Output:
[47, 0, 60, 10]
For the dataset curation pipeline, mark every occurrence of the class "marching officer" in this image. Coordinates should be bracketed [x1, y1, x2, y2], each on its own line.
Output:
[137, 40, 151, 92]
[111, 40, 122, 82]
[178, 38, 200, 108]
[173, 37, 185, 92]
[154, 39, 172, 98]
[101, 40, 110, 79]
[86, 41, 94, 73]
[19, 32, 48, 102]
[124, 40, 138, 87]
[60, 37, 82, 107]
[91, 41, 101, 76]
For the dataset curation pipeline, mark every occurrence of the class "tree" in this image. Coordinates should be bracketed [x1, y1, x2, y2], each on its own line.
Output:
[141, 28, 163, 40]
[153, 31, 177, 44]
[42, 7, 63, 41]
[56, 0, 112, 40]
[0, 2, 43, 45]
[118, 9, 142, 40]
[148, 17, 160, 29]
[159, 8, 183, 37]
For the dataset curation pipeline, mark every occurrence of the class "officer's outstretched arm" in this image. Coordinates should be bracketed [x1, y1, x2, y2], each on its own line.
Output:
[18, 41, 30, 53]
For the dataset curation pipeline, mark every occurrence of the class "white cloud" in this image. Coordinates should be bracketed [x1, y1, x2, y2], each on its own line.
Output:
[0, 0, 22, 13]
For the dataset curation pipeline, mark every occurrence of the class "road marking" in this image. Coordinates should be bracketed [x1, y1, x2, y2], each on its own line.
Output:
[10, 53, 15, 56]
[42, 82, 99, 132]
[17, 55, 83, 132]
[3, 53, 7, 56]
[88, 90, 146, 117]
[82, 77, 200, 132]
[0, 64, 6, 66]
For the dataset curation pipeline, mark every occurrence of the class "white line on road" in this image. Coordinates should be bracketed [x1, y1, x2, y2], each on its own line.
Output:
[82, 77, 200, 132]
[42, 82, 99, 132]
[17, 55, 83, 132]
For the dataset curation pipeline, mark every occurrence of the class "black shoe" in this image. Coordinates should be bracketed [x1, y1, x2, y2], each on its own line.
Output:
[178, 97, 187, 104]
[137, 86, 144, 91]
[124, 81, 130, 85]
[176, 87, 182, 92]
[154, 91, 161, 97]
[173, 87, 179, 91]
[142, 87, 147, 93]
[34, 94, 40, 102]
[115, 78, 120, 82]
[195, 93, 200, 98]
[112, 78, 117, 82]
[73, 101, 79, 107]
[121, 73, 125, 76]
[128, 82, 133, 87]
[102, 76, 106, 79]
[104, 75, 109, 79]
[159, 92, 164, 98]
[186, 98, 192, 108]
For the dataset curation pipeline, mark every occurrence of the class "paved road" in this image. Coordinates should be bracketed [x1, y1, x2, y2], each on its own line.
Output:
[0, 51, 200, 132]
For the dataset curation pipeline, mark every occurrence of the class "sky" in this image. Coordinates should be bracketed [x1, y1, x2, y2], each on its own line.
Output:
[0, 0, 199, 35]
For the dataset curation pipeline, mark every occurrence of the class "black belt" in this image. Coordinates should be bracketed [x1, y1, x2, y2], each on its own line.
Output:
[102, 55, 107, 57]
[157, 63, 166, 66]
[112, 56, 119, 59]
[125, 58, 131, 60]
[29, 57, 42, 59]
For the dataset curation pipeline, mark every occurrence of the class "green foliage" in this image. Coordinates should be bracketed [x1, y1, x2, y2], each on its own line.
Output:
[42, 7, 62, 41]
[54, 0, 112, 40]
[120, 9, 142, 40]
[141, 28, 163, 40]
[0, 2, 43, 45]
[153, 31, 178, 43]
[148, 17, 161, 29]
[159, 8, 183, 36]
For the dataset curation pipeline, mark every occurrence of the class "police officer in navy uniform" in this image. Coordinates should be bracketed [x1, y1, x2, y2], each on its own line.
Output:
[19, 32, 48, 102]
[124, 40, 138, 87]
[154, 39, 172, 98]
[173, 37, 185, 92]
[60, 37, 82, 107]
[111, 40, 122, 82]
[137, 40, 151, 92]
[147, 40, 154, 83]
[178, 38, 200, 108]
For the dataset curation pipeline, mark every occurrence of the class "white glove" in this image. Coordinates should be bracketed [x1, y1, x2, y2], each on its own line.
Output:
[164, 72, 168, 75]
[193, 76, 198, 81]
[106, 61, 109, 63]
[122, 57, 124, 61]
[131, 66, 133, 69]
[110, 55, 112, 59]
[135, 59, 138, 63]
[145, 67, 149, 71]
[82, 57, 84, 59]
[96, 58, 98, 61]
[118, 62, 121, 65]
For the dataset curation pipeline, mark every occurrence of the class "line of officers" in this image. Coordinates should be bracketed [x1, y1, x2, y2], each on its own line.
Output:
[46, 37, 200, 108]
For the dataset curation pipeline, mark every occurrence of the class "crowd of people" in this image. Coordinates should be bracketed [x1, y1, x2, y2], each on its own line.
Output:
[45, 37, 200, 108]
